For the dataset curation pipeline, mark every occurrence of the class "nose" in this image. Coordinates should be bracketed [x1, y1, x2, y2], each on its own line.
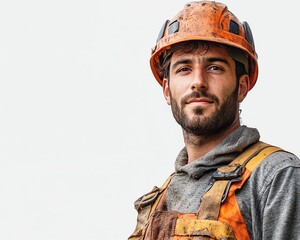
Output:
[191, 66, 208, 91]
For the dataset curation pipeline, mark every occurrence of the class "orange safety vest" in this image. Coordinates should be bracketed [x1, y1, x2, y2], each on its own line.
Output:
[128, 141, 283, 240]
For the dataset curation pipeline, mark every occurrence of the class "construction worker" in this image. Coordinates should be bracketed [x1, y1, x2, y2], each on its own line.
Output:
[128, 1, 300, 239]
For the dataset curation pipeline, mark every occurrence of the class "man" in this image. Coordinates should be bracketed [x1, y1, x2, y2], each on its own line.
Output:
[129, 1, 300, 239]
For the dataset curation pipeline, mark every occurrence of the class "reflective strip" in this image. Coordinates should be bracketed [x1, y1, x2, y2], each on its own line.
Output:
[175, 218, 236, 239]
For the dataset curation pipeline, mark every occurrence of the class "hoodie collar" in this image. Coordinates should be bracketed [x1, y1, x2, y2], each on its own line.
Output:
[175, 126, 260, 179]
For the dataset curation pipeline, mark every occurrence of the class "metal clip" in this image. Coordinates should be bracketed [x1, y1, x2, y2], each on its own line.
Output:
[221, 177, 242, 203]
[212, 165, 245, 180]
[136, 187, 160, 210]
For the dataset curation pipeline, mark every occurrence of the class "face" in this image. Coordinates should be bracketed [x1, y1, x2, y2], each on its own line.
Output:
[163, 44, 248, 136]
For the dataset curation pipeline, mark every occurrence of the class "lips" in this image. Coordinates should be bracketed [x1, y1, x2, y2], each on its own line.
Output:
[181, 91, 218, 107]
[186, 97, 213, 104]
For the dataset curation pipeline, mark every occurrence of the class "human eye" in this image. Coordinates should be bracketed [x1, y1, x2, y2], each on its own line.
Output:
[175, 66, 191, 74]
[207, 65, 224, 73]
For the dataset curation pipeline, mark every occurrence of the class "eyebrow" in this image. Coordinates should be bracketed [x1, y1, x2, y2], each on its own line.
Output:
[171, 59, 193, 72]
[171, 57, 230, 72]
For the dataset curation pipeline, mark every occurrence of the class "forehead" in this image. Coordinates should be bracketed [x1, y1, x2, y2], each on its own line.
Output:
[170, 43, 232, 62]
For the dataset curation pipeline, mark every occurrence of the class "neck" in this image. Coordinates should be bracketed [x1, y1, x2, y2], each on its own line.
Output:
[183, 120, 240, 163]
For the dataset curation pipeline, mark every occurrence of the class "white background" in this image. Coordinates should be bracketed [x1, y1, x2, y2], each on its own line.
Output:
[0, 0, 299, 239]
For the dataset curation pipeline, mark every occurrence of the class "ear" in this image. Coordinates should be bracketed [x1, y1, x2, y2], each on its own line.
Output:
[238, 74, 249, 103]
[162, 78, 171, 105]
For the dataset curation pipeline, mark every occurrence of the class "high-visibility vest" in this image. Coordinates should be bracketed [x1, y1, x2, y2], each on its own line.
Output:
[128, 141, 283, 240]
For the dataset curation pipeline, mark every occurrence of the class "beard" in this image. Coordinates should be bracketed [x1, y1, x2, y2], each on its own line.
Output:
[170, 88, 239, 136]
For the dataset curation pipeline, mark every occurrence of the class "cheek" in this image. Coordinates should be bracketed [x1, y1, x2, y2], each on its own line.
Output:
[213, 83, 236, 105]
[169, 78, 190, 96]
[169, 83, 185, 105]
[222, 84, 239, 104]
[220, 78, 237, 94]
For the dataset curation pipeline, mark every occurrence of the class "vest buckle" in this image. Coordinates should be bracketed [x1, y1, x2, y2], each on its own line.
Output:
[212, 165, 245, 180]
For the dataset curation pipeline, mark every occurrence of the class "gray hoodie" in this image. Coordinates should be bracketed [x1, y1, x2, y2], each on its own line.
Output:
[166, 125, 300, 239]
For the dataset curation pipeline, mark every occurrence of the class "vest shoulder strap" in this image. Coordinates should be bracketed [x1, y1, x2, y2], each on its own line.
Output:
[128, 173, 174, 240]
[134, 172, 174, 212]
[128, 141, 284, 240]
[198, 141, 283, 220]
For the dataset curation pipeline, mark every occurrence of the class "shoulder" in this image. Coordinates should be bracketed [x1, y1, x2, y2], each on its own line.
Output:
[248, 149, 300, 198]
[242, 149, 300, 239]
[254, 150, 300, 180]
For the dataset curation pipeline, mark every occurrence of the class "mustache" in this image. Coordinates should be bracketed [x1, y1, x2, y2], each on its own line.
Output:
[180, 91, 219, 105]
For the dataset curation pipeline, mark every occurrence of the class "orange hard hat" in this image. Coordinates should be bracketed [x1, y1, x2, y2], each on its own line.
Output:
[150, 1, 258, 91]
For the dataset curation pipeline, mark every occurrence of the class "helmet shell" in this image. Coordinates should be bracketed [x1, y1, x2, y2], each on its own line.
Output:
[150, 1, 258, 91]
